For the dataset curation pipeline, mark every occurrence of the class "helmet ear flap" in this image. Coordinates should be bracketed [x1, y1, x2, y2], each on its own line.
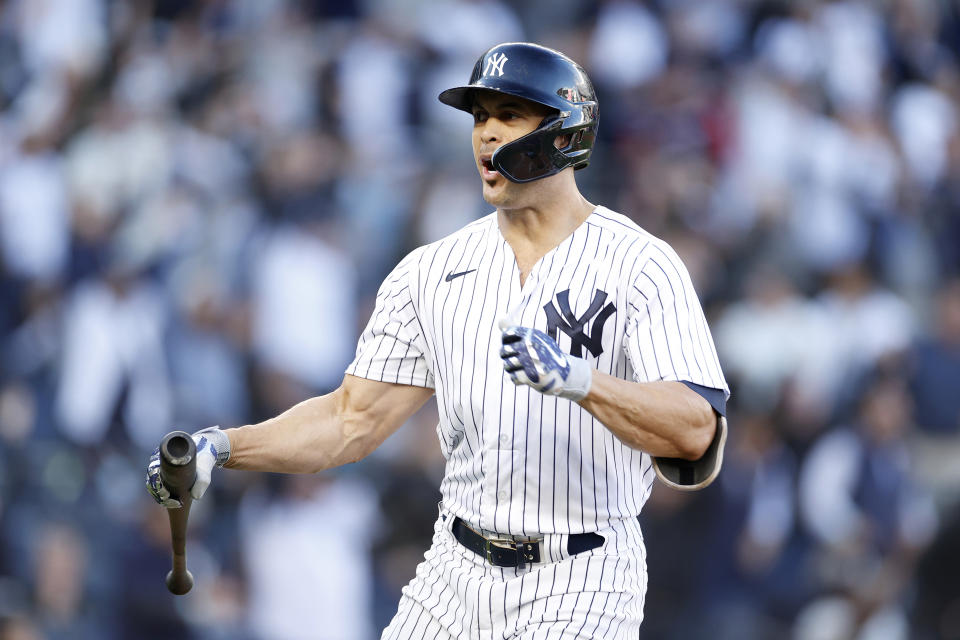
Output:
[491, 116, 593, 182]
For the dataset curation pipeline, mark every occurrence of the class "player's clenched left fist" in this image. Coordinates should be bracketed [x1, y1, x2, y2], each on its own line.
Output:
[498, 320, 593, 401]
[146, 427, 231, 508]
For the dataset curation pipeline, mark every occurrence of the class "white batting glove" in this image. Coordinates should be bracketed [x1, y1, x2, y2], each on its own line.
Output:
[145, 427, 230, 508]
[499, 320, 593, 401]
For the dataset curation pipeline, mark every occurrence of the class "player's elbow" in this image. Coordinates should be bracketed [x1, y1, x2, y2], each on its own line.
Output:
[338, 419, 379, 466]
[675, 423, 712, 461]
[332, 386, 380, 466]
[677, 412, 716, 461]
[674, 396, 717, 461]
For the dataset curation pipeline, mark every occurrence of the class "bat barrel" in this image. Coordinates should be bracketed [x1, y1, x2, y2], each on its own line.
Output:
[159, 431, 197, 500]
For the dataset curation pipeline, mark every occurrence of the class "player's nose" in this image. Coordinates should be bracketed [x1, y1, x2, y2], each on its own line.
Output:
[480, 119, 503, 144]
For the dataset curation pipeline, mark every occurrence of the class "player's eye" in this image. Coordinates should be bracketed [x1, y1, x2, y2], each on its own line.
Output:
[472, 111, 488, 124]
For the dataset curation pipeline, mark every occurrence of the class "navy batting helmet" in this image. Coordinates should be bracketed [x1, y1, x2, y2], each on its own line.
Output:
[439, 42, 599, 183]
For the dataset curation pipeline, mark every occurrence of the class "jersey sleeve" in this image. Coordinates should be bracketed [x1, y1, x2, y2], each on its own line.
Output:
[346, 250, 435, 388]
[623, 242, 728, 400]
[625, 241, 730, 492]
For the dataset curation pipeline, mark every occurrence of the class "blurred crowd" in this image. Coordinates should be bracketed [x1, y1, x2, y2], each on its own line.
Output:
[0, 0, 959, 638]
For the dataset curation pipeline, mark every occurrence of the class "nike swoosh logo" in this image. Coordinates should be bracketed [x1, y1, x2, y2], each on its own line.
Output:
[445, 269, 477, 282]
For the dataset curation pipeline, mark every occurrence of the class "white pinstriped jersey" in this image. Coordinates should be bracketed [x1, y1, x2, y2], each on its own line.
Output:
[347, 206, 728, 536]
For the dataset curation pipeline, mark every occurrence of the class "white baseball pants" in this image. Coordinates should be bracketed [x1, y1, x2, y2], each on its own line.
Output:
[381, 508, 647, 639]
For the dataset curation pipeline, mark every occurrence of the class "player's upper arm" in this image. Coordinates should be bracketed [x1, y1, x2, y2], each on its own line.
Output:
[624, 241, 728, 395]
[336, 373, 435, 459]
[337, 247, 436, 458]
[347, 247, 436, 388]
[625, 241, 731, 491]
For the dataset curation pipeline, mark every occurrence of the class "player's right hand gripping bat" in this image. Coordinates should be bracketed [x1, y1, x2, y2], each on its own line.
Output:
[158, 431, 197, 595]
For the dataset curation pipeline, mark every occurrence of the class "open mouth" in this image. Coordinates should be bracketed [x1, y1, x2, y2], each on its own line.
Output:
[479, 155, 499, 179]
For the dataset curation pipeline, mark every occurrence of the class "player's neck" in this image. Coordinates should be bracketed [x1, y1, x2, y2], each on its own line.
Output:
[497, 187, 594, 256]
[497, 184, 594, 287]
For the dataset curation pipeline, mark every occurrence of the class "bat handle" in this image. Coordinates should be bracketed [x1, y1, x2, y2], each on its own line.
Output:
[159, 431, 198, 595]
[165, 498, 195, 595]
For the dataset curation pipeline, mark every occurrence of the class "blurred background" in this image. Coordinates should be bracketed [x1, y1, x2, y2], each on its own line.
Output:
[0, 0, 959, 638]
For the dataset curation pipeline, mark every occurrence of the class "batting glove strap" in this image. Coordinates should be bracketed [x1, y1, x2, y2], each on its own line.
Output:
[558, 355, 592, 402]
[194, 426, 230, 467]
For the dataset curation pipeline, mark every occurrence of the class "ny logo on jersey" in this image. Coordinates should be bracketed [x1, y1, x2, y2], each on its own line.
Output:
[484, 52, 508, 77]
[543, 289, 616, 358]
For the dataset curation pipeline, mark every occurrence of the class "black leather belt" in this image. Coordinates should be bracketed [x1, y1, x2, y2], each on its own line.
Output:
[451, 516, 604, 568]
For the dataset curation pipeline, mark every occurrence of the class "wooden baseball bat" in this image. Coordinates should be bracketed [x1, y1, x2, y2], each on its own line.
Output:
[158, 430, 197, 595]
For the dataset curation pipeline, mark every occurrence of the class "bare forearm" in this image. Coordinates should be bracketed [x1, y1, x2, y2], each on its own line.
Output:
[221, 376, 434, 474]
[223, 389, 369, 473]
[579, 374, 716, 460]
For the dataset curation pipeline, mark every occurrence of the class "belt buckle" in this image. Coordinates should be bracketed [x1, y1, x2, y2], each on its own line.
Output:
[485, 537, 540, 568]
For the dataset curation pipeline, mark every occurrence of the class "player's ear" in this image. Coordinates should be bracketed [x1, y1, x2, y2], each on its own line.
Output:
[652, 415, 727, 491]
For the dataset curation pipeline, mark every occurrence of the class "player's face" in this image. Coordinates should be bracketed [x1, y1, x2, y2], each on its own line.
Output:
[471, 92, 553, 207]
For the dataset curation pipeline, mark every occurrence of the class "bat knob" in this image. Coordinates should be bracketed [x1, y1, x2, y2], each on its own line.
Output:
[166, 569, 194, 595]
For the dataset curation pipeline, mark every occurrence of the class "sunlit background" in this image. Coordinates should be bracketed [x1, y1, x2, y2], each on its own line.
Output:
[0, 0, 959, 639]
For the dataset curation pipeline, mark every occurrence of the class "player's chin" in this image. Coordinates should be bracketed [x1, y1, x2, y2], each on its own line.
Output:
[480, 176, 510, 205]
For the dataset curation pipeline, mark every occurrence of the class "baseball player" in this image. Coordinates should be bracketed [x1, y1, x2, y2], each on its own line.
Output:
[147, 42, 729, 638]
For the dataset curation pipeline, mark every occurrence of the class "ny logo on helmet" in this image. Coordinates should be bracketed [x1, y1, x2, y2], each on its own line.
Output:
[484, 53, 508, 77]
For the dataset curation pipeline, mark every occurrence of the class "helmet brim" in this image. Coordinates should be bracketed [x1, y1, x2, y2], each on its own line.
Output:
[437, 86, 475, 113]
[439, 81, 566, 116]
